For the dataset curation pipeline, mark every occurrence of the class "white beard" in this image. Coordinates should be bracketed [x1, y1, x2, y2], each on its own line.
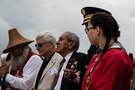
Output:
[10, 48, 29, 71]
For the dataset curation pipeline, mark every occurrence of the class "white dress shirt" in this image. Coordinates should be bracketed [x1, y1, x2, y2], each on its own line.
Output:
[6, 55, 43, 90]
[54, 52, 73, 90]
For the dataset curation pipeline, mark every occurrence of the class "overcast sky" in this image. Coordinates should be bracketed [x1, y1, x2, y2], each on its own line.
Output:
[0, 0, 135, 56]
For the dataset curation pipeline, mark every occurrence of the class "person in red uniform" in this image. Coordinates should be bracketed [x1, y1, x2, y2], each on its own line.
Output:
[81, 7, 133, 90]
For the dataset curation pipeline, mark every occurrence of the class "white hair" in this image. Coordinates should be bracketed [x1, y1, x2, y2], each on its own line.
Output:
[36, 32, 56, 44]
[10, 47, 29, 71]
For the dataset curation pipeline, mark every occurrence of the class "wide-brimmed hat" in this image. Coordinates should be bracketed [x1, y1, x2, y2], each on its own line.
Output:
[3, 28, 34, 53]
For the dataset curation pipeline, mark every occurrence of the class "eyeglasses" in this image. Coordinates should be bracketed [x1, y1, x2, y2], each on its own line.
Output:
[85, 27, 94, 34]
[35, 42, 48, 48]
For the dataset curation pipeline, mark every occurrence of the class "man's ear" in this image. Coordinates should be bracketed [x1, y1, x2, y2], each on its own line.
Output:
[68, 42, 75, 49]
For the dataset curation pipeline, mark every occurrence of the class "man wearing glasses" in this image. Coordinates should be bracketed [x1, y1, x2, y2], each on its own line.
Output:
[34, 32, 63, 90]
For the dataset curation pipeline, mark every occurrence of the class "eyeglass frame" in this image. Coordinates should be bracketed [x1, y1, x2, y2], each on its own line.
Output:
[35, 42, 49, 48]
[85, 27, 95, 34]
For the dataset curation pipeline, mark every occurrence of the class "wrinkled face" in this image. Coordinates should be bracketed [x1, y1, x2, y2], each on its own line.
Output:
[35, 37, 51, 56]
[56, 33, 70, 56]
[86, 22, 99, 45]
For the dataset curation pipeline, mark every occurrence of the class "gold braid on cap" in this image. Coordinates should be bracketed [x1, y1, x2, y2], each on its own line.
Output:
[83, 14, 94, 24]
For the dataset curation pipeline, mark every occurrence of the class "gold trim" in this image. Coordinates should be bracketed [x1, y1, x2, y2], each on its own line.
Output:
[84, 14, 94, 20]
[84, 19, 90, 23]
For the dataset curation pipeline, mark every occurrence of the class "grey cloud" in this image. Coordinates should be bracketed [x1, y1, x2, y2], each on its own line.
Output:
[0, 0, 135, 56]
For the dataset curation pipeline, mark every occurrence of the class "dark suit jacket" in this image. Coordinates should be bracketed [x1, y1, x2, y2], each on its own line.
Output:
[86, 45, 99, 66]
[60, 51, 87, 90]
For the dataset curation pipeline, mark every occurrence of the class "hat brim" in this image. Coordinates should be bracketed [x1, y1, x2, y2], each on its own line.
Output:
[3, 40, 34, 53]
[82, 20, 89, 25]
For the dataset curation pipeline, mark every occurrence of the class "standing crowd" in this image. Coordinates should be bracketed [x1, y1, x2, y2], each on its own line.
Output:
[0, 6, 133, 90]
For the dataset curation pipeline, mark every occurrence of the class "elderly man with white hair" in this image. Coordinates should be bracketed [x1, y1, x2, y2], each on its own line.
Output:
[33, 32, 63, 90]
[0, 28, 43, 90]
